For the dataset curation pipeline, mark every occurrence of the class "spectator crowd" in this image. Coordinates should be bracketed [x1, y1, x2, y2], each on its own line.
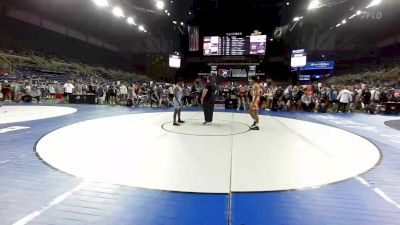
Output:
[1, 76, 400, 115]
[226, 83, 400, 114]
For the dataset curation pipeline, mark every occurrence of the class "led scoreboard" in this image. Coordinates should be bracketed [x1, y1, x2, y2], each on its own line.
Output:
[203, 33, 266, 56]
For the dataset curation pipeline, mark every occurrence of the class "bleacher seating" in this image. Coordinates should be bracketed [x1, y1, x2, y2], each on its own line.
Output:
[0, 16, 151, 83]
[324, 62, 400, 87]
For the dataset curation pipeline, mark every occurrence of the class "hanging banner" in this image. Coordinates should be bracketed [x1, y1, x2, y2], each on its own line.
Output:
[188, 26, 200, 51]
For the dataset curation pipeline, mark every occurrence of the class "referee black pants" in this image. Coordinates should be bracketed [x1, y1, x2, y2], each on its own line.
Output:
[203, 101, 215, 123]
[337, 102, 348, 113]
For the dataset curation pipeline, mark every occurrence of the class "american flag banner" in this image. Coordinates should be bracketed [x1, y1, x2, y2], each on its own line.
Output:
[188, 26, 199, 51]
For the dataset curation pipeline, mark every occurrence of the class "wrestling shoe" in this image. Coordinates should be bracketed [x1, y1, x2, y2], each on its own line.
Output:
[250, 125, 259, 130]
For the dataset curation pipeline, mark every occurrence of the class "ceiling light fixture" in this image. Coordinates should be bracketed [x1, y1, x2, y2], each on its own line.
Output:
[112, 6, 125, 18]
[349, 14, 357, 20]
[156, 1, 165, 10]
[308, 0, 323, 10]
[366, 0, 382, 8]
[127, 17, 136, 25]
[92, 0, 109, 7]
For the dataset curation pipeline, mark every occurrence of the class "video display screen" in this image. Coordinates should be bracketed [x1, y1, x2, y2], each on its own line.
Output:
[305, 61, 335, 70]
[203, 35, 266, 56]
[291, 49, 307, 68]
[299, 75, 311, 81]
[169, 55, 181, 68]
[250, 35, 267, 55]
[203, 36, 221, 56]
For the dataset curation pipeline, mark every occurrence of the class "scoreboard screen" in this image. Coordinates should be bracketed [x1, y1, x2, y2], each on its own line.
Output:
[203, 36, 220, 56]
[249, 35, 266, 55]
[203, 35, 266, 56]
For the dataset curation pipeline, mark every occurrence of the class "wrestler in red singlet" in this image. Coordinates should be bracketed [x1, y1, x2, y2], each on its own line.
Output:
[249, 76, 261, 130]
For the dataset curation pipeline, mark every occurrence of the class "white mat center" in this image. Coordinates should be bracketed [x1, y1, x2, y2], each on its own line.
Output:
[36, 112, 380, 193]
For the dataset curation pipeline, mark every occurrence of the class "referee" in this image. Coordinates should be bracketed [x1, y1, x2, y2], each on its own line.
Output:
[201, 76, 217, 125]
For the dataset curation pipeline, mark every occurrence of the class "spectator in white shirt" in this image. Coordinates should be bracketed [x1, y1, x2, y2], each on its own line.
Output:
[119, 84, 128, 104]
[337, 87, 352, 113]
[49, 83, 56, 98]
[371, 87, 380, 103]
[63, 81, 74, 94]
[63, 81, 75, 101]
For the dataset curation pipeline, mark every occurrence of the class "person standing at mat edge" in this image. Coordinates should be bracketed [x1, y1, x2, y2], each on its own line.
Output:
[201, 76, 217, 125]
[249, 76, 261, 130]
[173, 78, 185, 126]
